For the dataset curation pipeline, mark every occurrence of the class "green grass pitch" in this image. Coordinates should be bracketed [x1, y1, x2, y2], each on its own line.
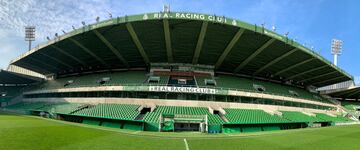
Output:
[0, 112, 359, 150]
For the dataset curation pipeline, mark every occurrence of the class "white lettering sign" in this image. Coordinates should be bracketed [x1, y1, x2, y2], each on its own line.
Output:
[151, 13, 227, 24]
[149, 86, 216, 94]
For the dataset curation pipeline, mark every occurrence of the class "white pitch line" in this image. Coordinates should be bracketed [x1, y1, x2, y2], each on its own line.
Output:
[183, 138, 189, 150]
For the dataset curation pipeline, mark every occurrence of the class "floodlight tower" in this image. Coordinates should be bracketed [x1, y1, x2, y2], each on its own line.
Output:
[163, 4, 170, 13]
[25, 26, 35, 51]
[331, 39, 343, 66]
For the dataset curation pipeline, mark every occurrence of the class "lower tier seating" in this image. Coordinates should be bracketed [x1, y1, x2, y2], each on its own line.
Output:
[281, 111, 323, 122]
[5, 102, 47, 110]
[4, 102, 353, 132]
[72, 104, 140, 120]
[143, 106, 225, 125]
[224, 108, 290, 124]
[315, 113, 352, 122]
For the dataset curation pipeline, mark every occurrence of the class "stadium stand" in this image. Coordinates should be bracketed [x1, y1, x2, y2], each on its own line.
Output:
[0, 86, 25, 102]
[315, 113, 352, 122]
[5, 102, 47, 110]
[341, 101, 360, 110]
[38, 71, 148, 89]
[216, 74, 329, 103]
[1, 11, 357, 135]
[195, 76, 214, 87]
[224, 108, 289, 124]
[142, 106, 225, 132]
[72, 104, 140, 120]
[34, 103, 83, 114]
[280, 111, 323, 123]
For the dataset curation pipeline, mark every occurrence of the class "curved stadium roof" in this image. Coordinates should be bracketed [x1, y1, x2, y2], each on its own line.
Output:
[10, 12, 352, 87]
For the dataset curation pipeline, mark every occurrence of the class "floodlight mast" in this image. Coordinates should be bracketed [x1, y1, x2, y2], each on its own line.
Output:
[331, 39, 343, 66]
[163, 4, 170, 13]
[25, 26, 35, 51]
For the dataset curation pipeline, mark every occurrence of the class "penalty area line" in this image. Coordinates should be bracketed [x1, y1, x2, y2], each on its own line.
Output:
[184, 138, 189, 150]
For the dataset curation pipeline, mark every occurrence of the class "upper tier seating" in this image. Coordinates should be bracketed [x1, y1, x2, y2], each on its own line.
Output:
[34, 103, 83, 114]
[0, 86, 25, 101]
[5, 102, 83, 114]
[224, 108, 290, 124]
[216, 74, 330, 103]
[195, 76, 214, 87]
[341, 101, 360, 110]
[39, 71, 148, 89]
[280, 111, 323, 122]
[72, 104, 140, 120]
[146, 75, 170, 85]
[5, 102, 47, 110]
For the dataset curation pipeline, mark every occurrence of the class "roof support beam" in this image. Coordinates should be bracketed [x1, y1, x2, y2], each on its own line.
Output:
[163, 19, 173, 63]
[18, 62, 52, 75]
[192, 22, 208, 64]
[39, 53, 73, 68]
[69, 38, 109, 67]
[286, 65, 328, 80]
[126, 23, 150, 64]
[345, 90, 360, 98]
[234, 38, 276, 72]
[336, 89, 359, 97]
[274, 58, 315, 76]
[28, 57, 59, 71]
[93, 30, 129, 68]
[312, 76, 345, 85]
[253, 48, 298, 75]
[299, 70, 338, 82]
[51, 45, 87, 66]
[215, 28, 245, 69]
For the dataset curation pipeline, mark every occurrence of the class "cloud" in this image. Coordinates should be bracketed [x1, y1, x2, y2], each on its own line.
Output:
[0, 0, 167, 69]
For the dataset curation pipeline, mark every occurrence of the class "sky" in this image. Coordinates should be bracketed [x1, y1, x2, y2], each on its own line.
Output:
[0, 0, 359, 84]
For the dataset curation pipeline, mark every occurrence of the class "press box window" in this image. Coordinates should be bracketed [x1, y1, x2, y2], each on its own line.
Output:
[98, 77, 111, 85]
[204, 79, 216, 86]
[289, 90, 299, 97]
[148, 76, 160, 84]
[64, 80, 74, 87]
[253, 84, 266, 92]
[178, 79, 187, 85]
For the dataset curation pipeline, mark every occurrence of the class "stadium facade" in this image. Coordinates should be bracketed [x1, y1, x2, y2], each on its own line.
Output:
[0, 12, 359, 133]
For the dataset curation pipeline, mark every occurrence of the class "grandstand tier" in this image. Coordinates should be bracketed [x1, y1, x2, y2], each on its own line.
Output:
[1, 11, 358, 134]
[9, 12, 352, 87]
[3, 102, 353, 133]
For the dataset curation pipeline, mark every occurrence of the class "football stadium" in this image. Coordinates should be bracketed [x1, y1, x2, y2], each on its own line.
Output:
[1, 10, 360, 150]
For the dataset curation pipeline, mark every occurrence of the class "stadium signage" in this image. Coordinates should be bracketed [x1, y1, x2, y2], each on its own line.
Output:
[149, 86, 216, 94]
[145, 13, 236, 25]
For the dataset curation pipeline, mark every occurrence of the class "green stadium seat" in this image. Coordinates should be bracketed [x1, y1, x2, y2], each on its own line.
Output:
[215, 74, 331, 104]
[224, 108, 290, 124]
[280, 111, 323, 123]
[72, 104, 140, 120]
